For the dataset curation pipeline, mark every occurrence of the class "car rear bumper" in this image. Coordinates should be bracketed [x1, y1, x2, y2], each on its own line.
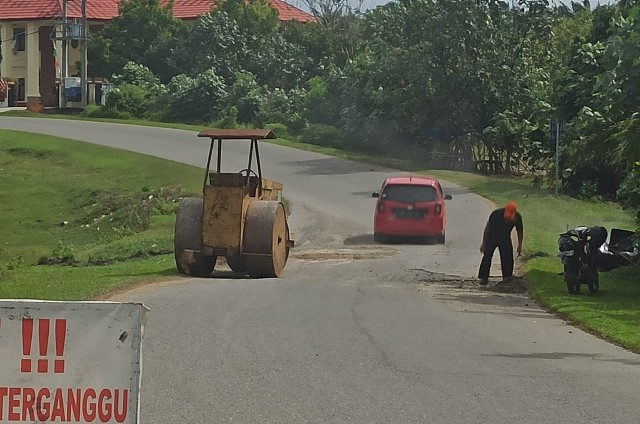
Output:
[374, 216, 445, 236]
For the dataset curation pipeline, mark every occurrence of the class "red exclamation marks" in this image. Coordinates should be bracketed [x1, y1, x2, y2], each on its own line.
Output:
[38, 318, 50, 373]
[54, 319, 67, 373]
[21, 318, 34, 373]
[20, 318, 67, 374]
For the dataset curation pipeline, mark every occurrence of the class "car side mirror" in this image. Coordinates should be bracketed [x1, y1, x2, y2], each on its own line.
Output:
[372, 192, 380, 198]
[444, 194, 452, 200]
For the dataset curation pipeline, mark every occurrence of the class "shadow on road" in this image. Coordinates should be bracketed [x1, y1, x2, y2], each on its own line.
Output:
[286, 158, 378, 176]
[344, 233, 439, 246]
[442, 186, 472, 196]
[482, 352, 640, 365]
[344, 234, 376, 245]
[485, 352, 604, 360]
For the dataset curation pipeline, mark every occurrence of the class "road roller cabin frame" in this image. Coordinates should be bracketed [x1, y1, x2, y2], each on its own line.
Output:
[174, 129, 294, 278]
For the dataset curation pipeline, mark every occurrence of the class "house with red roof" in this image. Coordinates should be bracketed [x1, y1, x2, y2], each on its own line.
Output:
[0, 0, 314, 109]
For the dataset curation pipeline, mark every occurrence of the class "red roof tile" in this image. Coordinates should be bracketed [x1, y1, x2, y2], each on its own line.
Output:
[0, 0, 315, 22]
[0, 0, 61, 21]
[268, 0, 315, 22]
[169, 0, 215, 18]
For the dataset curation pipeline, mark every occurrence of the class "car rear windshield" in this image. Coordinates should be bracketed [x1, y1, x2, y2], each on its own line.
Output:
[382, 184, 438, 202]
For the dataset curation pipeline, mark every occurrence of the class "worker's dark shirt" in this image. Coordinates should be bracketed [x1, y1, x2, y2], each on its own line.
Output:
[486, 207, 523, 244]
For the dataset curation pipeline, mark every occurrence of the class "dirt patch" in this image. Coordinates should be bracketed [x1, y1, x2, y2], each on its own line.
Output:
[411, 268, 531, 294]
[292, 248, 396, 261]
[484, 276, 530, 294]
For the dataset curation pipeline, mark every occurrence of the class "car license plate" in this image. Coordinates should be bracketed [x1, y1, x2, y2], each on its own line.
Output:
[396, 210, 424, 218]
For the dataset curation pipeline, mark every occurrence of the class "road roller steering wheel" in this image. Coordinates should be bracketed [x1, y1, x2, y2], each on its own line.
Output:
[238, 168, 261, 193]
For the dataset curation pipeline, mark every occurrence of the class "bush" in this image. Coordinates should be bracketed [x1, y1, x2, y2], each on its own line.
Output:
[576, 180, 603, 202]
[264, 123, 289, 138]
[225, 71, 265, 124]
[211, 106, 238, 129]
[103, 83, 156, 118]
[162, 70, 228, 123]
[300, 124, 347, 148]
[81, 104, 106, 118]
[302, 76, 337, 125]
[111, 62, 162, 89]
[81, 104, 127, 119]
[617, 163, 640, 222]
[561, 164, 620, 201]
[255, 88, 306, 132]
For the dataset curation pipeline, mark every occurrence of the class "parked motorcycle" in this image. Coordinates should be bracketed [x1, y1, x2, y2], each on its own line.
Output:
[595, 228, 639, 271]
[558, 226, 607, 295]
[558, 226, 638, 295]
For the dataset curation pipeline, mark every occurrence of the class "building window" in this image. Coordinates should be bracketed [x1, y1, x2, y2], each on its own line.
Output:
[12, 28, 26, 51]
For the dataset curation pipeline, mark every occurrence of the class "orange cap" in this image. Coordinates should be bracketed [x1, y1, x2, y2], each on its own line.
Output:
[504, 201, 517, 220]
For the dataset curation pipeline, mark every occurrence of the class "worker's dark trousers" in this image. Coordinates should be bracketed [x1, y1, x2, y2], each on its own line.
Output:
[478, 239, 514, 280]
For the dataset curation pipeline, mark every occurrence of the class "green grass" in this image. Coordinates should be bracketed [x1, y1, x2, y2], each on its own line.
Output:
[1, 118, 639, 352]
[0, 255, 177, 300]
[0, 130, 206, 298]
[1, 110, 208, 132]
[526, 259, 640, 350]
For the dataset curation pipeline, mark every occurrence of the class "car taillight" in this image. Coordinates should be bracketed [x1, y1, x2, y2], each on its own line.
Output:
[435, 204, 442, 215]
[378, 202, 385, 213]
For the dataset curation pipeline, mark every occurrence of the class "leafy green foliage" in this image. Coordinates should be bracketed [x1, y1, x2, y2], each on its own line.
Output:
[617, 162, 640, 220]
[552, 2, 640, 205]
[330, 0, 553, 170]
[110, 61, 163, 89]
[81, 104, 121, 119]
[224, 71, 266, 124]
[103, 83, 155, 119]
[255, 88, 306, 131]
[302, 76, 339, 125]
[84, 0, 640, 218]
[172, 0, 311, 89]
[88, 0, 185, 82]
[38, 242, 78, 266]
[161, 70, 228, 123]
[301, 123, 347, 148]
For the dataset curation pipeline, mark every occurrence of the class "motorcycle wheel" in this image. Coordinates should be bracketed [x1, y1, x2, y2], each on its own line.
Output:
[564, 264, 580, 295]
[573, 283, 581, 295]
[588, 274, 600, 294]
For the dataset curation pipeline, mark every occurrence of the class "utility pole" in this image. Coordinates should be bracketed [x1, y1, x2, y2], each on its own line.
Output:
[81, 0, 88, 108]
[61, 0, 68, 108]
[550, 119, 565, 197]
[555, 120, 560, 196]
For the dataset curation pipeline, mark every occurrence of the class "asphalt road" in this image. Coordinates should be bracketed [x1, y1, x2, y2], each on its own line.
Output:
[2, 117, 639, 424]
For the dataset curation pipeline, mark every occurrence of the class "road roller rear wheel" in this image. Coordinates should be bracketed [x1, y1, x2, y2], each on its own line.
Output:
[243, 201, 290, 278]
[174, 197, 216, 276]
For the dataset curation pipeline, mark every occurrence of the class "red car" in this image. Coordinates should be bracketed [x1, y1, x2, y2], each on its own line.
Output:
[372, 175, 452, 244]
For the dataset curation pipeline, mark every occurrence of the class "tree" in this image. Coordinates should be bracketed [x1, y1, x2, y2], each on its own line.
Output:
[330, 0, 553, 172]
[550, 2, 639, 198]
[596, 2, 640, 167]
[89, 0, 186, 82]
[173, 0, 310, 89]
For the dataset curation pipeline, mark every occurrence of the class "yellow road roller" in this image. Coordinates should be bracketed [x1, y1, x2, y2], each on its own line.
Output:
[174, 129, 294, 278]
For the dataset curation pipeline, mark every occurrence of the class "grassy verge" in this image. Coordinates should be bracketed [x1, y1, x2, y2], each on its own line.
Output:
[0, 110, 207, 132]
[1, 119, 639, 352]
[0, 130, 203, 299]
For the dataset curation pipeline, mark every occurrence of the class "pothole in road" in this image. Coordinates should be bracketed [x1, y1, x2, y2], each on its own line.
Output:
[291, 248, 397, 261]
[413, 269, 530, 294]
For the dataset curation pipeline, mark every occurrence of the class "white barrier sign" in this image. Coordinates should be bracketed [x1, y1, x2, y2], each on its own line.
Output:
[0, 300, 149, 423]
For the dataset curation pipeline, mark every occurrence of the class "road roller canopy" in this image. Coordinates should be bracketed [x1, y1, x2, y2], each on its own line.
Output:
[197, 129, 277, 140]
[197, 128, 278, 193]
